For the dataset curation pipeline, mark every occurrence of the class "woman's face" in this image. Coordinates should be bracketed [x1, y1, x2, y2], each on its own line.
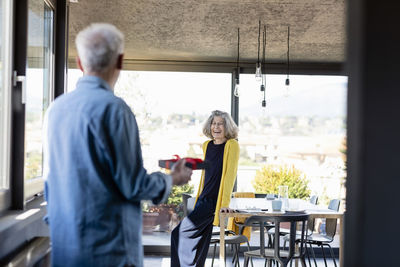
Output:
[211, 116, 226, 142]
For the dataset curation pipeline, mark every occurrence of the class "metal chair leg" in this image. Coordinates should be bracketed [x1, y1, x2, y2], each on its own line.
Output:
[300, 256, 307, 267]
[308, 243, 318, 267]
[305, 242, 312, 267]
[232, 244, 237, 264]
[211, 243, 217, 267]
[233, 244, 240, 267]
[225, 244, 227, 265]
[267, 233, 273, 248]
[320, 244, 328, 267]
[244, 255, 250, 267]
[246, 241, 254, 267]
[326, 243, 337, 267]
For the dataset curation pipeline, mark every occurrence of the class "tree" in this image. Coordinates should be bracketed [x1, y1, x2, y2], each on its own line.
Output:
[114, 72, 157, 133]
[167, 184, 194, 206]
[252, 164, 311, 199]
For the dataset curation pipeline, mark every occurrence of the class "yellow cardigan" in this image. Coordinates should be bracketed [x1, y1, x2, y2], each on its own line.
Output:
[194, 139, 240, 226]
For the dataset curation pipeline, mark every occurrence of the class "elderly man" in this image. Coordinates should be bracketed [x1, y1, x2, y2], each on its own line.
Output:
[43, 23, 192, 267]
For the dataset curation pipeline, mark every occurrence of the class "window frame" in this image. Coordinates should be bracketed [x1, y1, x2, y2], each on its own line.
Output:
[0, 0, 14, 212]
[24, 0, 55, 200]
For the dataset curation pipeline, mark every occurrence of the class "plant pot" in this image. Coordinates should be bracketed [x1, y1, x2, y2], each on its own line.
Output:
[142, 212, 159, 233]
[148, 204, 177, 232]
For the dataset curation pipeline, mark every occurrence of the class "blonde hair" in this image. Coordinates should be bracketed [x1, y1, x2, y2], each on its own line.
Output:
[202, 110, 238, 140]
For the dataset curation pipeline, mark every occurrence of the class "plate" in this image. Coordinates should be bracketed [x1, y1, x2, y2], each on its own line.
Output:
[235, 209, 264, 213]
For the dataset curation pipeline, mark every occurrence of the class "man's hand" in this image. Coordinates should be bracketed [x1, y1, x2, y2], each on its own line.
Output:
[170, 159, 192, 186]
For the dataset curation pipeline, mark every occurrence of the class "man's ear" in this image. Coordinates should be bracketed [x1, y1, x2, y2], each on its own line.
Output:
[76, 56, 84, 72]
[116, 54, 124, 70]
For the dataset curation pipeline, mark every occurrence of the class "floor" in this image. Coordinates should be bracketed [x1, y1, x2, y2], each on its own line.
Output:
[143, 225, 340, 266]
[143, 230, 340, 248]
[143, 255, 339, 267]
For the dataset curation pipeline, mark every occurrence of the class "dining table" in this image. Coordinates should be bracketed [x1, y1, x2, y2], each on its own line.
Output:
[218, 198, 345, 267]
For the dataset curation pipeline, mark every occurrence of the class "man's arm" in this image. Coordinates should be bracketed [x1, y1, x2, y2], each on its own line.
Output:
[104, 103, 191, 203]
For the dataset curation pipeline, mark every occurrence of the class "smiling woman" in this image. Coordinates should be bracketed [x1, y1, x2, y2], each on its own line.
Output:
[102, 70, 233, 247]
[171, 110, 239, 266]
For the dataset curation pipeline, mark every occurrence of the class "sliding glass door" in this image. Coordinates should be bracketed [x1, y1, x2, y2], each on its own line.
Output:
[24, 0, 54, 198]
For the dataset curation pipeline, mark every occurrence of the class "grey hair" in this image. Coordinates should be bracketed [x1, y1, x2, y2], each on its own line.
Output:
[75, 23, 124, 73]
[202, 110, 239, 140]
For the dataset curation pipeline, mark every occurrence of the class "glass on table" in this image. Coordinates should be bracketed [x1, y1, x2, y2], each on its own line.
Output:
[278, 185, 289, 210]
[278, 185, 288, 199]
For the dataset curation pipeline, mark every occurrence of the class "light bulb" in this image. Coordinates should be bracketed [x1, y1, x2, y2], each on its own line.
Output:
[284, 78, 290, 97]
[260, 84, 265, 103]
[255, 63, 262, 81]
[234, 82, 240, 97]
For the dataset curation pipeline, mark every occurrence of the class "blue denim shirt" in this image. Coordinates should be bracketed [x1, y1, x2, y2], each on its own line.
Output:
[43, 75, 171, 267]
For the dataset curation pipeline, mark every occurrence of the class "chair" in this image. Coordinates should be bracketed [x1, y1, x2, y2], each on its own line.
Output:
[182, 193, 195, 217]
[228, 192, 256, 241]
[210, 228, 253, 267]
[243, 213, 309, 267]
[229, 192, 275, 244]
[305, 199, 340, 267]
[210, 192, 255, 267]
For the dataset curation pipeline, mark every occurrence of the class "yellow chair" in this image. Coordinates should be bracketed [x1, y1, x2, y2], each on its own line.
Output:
[227, 192, 255, 241]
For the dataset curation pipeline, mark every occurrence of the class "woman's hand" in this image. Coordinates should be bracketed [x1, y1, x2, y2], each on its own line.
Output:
[220, 207, 236, 213]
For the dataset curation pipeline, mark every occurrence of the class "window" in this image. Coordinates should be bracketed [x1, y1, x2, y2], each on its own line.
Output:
[238, 74, 347, 205]
[0, 0, 13, 211]
[114, 70, 232, 245]
[24, 0, 54, 199]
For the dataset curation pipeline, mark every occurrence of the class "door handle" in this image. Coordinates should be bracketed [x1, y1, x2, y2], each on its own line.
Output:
[13, 70, 26, 104]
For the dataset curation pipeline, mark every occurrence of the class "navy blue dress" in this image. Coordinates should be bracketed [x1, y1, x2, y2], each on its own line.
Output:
[171, 141, 225, 267]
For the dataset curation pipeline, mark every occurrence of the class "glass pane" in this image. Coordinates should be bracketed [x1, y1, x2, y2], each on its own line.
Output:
[238, 74, 347, 206]
[113, 71, 231, 245]
[24, 1, 53, 182]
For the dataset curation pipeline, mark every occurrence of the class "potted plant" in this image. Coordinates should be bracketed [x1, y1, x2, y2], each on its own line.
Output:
[142, 201, 159, 233]
[148, 184, 194, 232]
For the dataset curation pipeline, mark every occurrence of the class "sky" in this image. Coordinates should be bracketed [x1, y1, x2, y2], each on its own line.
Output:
[67, 69, 347, 118]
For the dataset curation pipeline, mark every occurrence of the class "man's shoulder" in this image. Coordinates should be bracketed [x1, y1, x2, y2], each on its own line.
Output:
[56, 87, 128, 109]
[48, 88, 132, 125]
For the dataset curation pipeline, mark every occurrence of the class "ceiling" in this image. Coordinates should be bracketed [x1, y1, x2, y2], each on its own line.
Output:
[68, 0, 346, 69]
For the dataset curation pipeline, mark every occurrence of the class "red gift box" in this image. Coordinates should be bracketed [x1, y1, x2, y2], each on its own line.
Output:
[158, 155, 209, 170]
